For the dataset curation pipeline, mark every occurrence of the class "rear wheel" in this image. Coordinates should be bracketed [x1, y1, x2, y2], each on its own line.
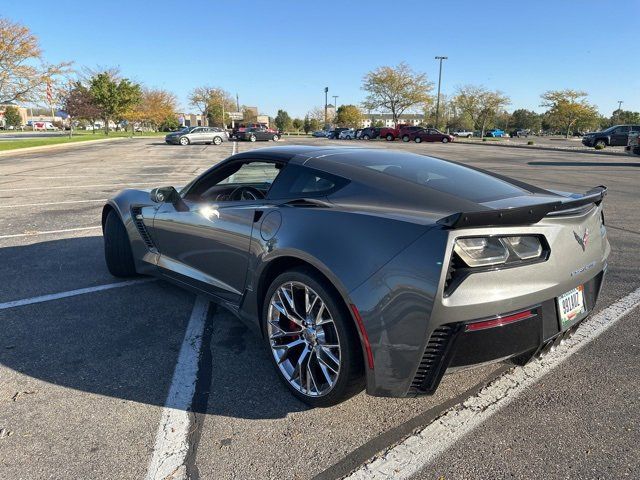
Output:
[250, 134, 257, 142]
[442, 137, 449, 143]
[467, 134, 472, 138]
[104, 210, 137, 277]
[415, 136, 422, 143]
[179, 136, 189, 146]
[263, 268, 364, 407]
[402, 135, 410, 142]
[363, 134, 370, 140]
[386, 134, 394, 141]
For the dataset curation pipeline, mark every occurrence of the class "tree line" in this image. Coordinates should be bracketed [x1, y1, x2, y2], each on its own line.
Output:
[2, 17, 637, 136]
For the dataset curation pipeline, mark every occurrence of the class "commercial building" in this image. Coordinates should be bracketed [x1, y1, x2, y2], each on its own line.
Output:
[360, 113, 424, 128]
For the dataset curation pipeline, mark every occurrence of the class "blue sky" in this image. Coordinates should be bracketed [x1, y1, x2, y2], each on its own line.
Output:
[5, 1, 639, 117]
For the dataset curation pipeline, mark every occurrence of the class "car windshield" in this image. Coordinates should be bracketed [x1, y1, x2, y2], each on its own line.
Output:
[341, 151, 529, 203]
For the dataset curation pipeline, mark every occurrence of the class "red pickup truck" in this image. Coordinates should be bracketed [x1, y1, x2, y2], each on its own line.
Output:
[379, 124, 423, 141]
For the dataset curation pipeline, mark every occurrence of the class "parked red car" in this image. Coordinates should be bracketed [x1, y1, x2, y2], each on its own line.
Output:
[380, 124, 422, 141]
[402, 128, 454, 143]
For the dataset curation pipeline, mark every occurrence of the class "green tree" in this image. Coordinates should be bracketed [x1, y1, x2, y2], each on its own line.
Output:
[303, 115, 311, 133]
[159, 115, 180, 131]
[292, 118, 303, 131]
[3, 105, 22, 127]
[511, 109, 542, 132]
[335, 105, 363, 127]
[540, 90, 599, 138]
[453, 85, 510, 137]
[89, 72, 142, 134]
[274, 109, 292, 132]
[362, 62, 433, 126]
[63, 81, 102, 133]
[611, 109, 640, 125]
[373, 120, 385, 128]
[188, 86, 235, 127]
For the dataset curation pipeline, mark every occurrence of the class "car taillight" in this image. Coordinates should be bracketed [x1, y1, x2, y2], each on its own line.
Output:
[465, 309, 535, 332]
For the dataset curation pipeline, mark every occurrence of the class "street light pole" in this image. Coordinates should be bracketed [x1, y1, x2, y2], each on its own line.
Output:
[332, 95, 339, 122]
[617, 100, 623, 122]
[434, 56, 448, 129]
[324, 87, 329, 126]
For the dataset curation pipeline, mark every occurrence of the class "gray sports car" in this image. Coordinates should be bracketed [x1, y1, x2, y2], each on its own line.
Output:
[102, 146, 610, 406]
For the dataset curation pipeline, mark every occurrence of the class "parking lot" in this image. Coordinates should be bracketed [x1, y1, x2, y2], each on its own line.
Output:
[1, 137, 638, 479]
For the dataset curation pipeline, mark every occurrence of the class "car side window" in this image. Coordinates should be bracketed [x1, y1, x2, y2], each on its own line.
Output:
[615, 126, 630, 134]
[183, 161, 284, 202]
[268, 165, 348, 199]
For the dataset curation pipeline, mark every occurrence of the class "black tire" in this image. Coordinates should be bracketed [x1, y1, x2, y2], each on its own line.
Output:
[386, 134, 394, 141]
[179, 136, 189, 146]
[363, 134, 370, 140]
[467, 134, 472, 138]
[213, 136, 222, 145]
[272, 134, 280, 141]
[104, 210, 137, 277]
[415, 136, 422, 143]
[442, 137, 449, 143]
[249, 134, 257, 142]
[262, 267, 365, 407]
[402, 135, 410, 142]
[595, 139, 606, 148]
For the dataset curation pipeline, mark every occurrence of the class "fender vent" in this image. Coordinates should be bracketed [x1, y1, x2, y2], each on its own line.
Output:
[409, 324, 459, 394]
[131, 207, 156, 250]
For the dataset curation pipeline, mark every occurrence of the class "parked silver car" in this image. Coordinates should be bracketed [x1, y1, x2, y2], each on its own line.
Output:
[165, 126, 229, 146]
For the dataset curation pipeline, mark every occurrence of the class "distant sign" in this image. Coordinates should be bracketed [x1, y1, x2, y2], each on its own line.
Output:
[228, 112, 243, 120]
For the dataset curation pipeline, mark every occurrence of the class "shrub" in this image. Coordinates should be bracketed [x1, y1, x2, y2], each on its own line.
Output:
[527, 140, 534, 145]
[482, 138, 487, 142]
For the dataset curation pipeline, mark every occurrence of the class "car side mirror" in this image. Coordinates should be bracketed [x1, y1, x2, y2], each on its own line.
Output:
[150, 186, 180, 204]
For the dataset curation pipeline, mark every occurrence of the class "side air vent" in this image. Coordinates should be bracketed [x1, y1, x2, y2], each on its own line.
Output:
[443, 251, 467, 297]
[131, 207, 156, 250]
[409, 324, 459, 394]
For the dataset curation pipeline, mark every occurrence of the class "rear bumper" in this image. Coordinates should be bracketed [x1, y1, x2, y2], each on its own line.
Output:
[408, 269, 605, 395]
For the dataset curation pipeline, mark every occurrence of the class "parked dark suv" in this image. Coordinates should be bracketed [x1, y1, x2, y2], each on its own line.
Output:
[582, 125, 640, 148]
[360, 127, 381, 140]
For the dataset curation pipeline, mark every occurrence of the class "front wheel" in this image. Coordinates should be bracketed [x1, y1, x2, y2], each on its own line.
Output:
[104, 210, 137, 277]
[386, 134, 394, 141]
[402, 135, 410, 142]
[263, 268, 365, 407]
[179, 136, 189, 146]
[467, 134, 472, 138]
[595, 139, 606, 148]
[272, 134, 280, 141]
[442, 137, 449, 143]
[249, 134, 257, 142]
[414, 136, 422, 143]
[363, 135, 370, 140]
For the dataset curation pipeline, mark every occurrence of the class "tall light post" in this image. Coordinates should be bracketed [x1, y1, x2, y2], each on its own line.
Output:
[434, 56, 448, 129]
[332, 96, 339, 123]
[617, 100, 623, 122]
[324, 87, 329, 125]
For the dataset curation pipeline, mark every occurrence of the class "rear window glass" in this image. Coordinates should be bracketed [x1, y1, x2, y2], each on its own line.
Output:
[268, 165, 346, 199]
[341, 151, 528, 203]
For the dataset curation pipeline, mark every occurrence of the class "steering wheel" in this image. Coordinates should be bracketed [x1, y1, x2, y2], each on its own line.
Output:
[229, 185, 265, 201]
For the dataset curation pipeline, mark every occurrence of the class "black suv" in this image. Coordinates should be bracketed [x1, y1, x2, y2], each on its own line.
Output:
[582, 125, 640, 148]
[360, 127, 380, 140]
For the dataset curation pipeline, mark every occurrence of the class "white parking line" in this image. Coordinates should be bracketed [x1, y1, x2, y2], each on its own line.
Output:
[232, 140, 237, 155]
[0, 226, 101, 239]
[346, 286, 640, 480]
[0, 278, 154, 310]
[146, 296, 210, 480]
[0, 199, 107, 209]
[0, 182, 188, 192]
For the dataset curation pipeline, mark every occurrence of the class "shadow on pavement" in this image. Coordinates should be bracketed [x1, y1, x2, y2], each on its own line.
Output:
[0, 236, 306, 419]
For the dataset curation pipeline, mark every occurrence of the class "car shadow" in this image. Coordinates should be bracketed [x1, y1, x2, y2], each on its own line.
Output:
[528, 161, 640, 167]
[0, 236, 306, 419]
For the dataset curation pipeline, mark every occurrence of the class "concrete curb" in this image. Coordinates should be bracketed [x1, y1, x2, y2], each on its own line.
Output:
[0, 136, 158, 157]
[452, 139, 630, 157]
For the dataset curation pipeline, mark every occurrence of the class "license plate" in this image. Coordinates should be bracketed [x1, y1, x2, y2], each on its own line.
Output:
[557, 285, 586, 329]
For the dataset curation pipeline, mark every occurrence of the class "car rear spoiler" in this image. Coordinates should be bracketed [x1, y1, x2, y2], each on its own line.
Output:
[437, 186, 607, 229]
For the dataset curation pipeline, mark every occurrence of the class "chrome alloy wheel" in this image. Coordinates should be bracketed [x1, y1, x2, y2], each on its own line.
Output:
[267, 281, 341, 397]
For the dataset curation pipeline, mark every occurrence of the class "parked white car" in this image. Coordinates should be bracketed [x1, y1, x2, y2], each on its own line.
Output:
[32, 121, 58, 131]
[452, 130, 474, 138]
[338, 129, 356, 140]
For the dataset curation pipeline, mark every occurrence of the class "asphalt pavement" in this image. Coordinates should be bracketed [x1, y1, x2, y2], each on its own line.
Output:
[0, 137, 638, 479]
